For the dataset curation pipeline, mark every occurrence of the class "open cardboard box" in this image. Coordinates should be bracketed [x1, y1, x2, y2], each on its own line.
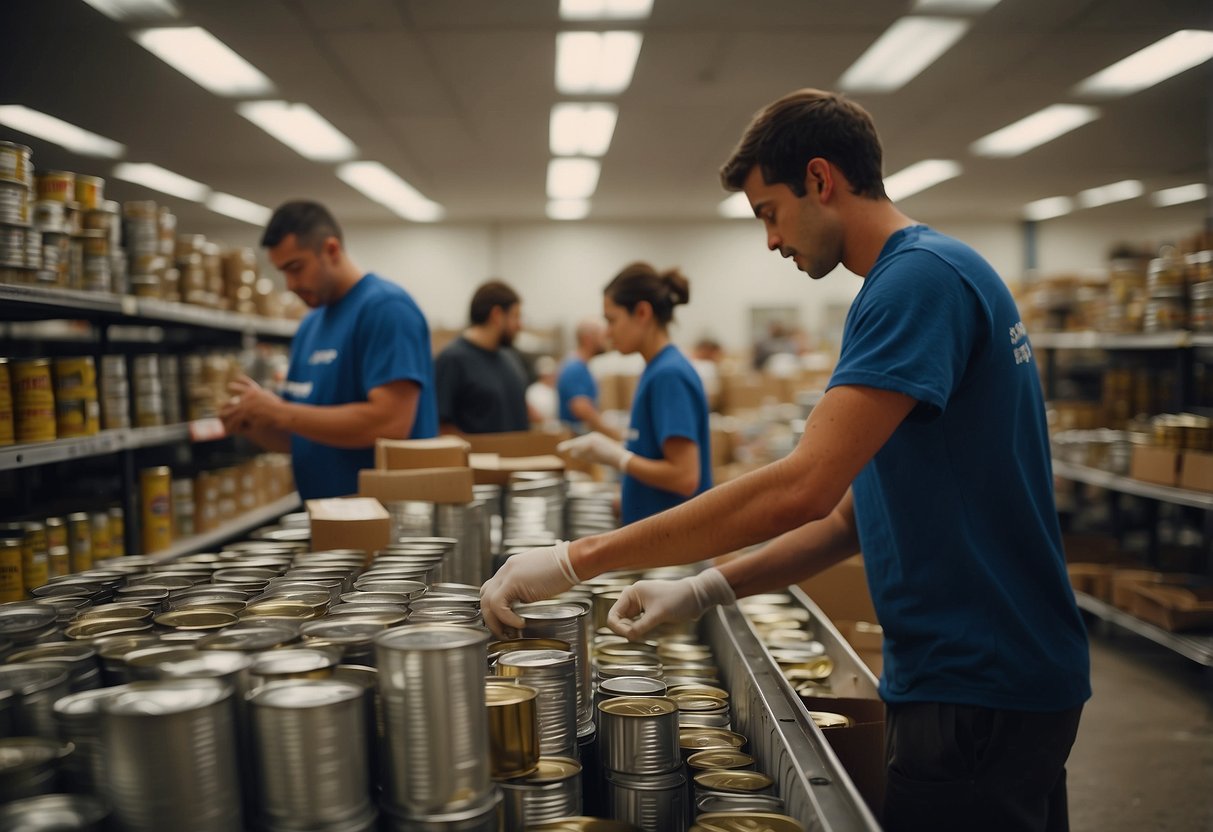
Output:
[375, 436, 470, 470]
[1129, 584, 1213, 632]
[801, 694, 886, 818]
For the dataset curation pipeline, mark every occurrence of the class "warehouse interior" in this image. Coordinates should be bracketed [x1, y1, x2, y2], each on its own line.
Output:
[1, 0, 1212, 830]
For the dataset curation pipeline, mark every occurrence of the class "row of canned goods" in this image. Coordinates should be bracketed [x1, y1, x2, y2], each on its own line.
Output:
[0, 526, 806, 832]
[0, 509, 124, 602]
[0, 356, 100, 445]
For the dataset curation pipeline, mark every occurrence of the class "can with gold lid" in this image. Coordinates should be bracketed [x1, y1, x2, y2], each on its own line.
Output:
[499, 755, 582, 830]
[808, 711, 853, 729]
[693, 769, 774, 796]
[139, 466, 173, 554]
[486, 681, 540, 780]
[679, 726, 747, 756]
[0, 535, 24, 601]
[692, 811, 803, 832]
[12, 358, 56, 443]
[685, 749, 755, 772]
[74, 175, 104, 211]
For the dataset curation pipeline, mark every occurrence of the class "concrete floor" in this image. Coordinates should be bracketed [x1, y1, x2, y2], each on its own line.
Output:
[1067, 626, 1213, 832]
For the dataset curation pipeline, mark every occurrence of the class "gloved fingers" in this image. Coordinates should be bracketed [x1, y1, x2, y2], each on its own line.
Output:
[607, 585, 652, 641]
[481, 585, 526, 638]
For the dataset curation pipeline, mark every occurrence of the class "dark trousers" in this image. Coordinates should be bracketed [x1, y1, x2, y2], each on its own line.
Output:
[883, 701, 1083, 832]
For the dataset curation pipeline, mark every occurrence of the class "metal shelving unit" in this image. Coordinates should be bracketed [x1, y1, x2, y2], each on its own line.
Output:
[1074, 590, 1213, 667]
[0, 424, 203, 472]
[148, 492, 301, 563]
[1052, 460, 1213, 511]
[1031, 330, 1196, 350]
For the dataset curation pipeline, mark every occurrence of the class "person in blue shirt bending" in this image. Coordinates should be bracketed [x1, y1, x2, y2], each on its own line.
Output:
[482, 89, 1089, 832]
[556, 317, 616, 437]
[559, 263, 712, 525]
[220, 201, 438, 499]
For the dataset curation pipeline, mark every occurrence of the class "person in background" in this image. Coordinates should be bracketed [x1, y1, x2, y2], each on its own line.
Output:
[481, 89, 1089, 832]
[220, 200, 438, 500]
[526, 355, 560, 428]
[436, 280, 530, 434]
[559, 262, 712, 525]
[688, 336, 724, 408]
[557, 317, 617, 437]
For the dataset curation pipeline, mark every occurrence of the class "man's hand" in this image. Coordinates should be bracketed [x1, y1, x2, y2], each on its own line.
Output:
[480, 541, 581, 637]
[557, 432, 633, 470]
[219, 375, 283, 435]
[607, 567, 736, 641]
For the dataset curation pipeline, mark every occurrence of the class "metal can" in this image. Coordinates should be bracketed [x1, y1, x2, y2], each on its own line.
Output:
[89, 512, 112, 561]
[0, 737, 75, 804]
[0, 535, 23, 601]
[598, 696, 681, 775]
[47, 545, 71, 580]
[499, 756, 582, 832]
[139, 466, 173, 554]
[693, 769, 774, 801]
[0, 141, 32, 185]
[0, 662, 73, 738]
[693, 811, 802, 831]
[248, 647, 340, 687]
[108, 506, 126, 557]
[0, 357, 13, 446]
[35, 171, 75, 203]
[517, 601, 592, 725]
[65, 512, 93, 572]
[496, 648, 579, 759]
[20, 521, 49, 593]
[486, 681, 540, 779]
[605, 769, 688, 832]
[12, 358, 56, 443]
[679, 727, 747, 756]
[686, 749, 755, 772]
[74, 174, 104, 210]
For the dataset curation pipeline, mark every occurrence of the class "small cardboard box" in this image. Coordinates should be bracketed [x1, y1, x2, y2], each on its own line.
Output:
[375, 436, 470, 471]
[801, 695, 886, 816]
[1179, 450, 1213, 492]
[1130, 584, 1213, 632]
[358, 467, 475, 504]
[797, 555, 876, 623]
[1067, 562, 1115, 601]
[465, 430, 568, 458]
[469, 453, 565, 486]
[1109, 568, 1192, 612]
[307, 497, 390, 560]
[1129, 445, 1181, 486]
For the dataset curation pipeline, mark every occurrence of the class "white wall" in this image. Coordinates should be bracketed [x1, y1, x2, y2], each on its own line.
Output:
[193, 203, 1209, 354]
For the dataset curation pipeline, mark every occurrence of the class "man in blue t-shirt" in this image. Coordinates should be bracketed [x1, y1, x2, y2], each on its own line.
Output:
[219, 201, 438, 499]
[556, 317, 616, 437]
[481, 90, 1089, 832]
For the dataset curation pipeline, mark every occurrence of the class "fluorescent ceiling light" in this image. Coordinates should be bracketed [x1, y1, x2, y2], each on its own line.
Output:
[884, 159, 962, 202]
[913, 0, 1001, 9]
[1151, 183, 1208, 207]
[237, 101, 356, 162]
[838, 17, 970, 93]
[0, 105, 125, 159]
[113, 162, 209, 202]
[547, 158, 601, 200]
[556, 32, 643, 94]
[718, 193, 753, 219]
[133, 26, 273, 97]
[1077, 179, 1143, 209]
[1075, 30, 1213, 97]
[970, 104, 1099, 157]
[547, 199, 591, 220]
[206, 192, 271, 226]
[80, 0, 180, 21]
[337, 161, 443, 223]
[1023, 196, 1073, 221]
[550, 104, 618, 157]
[560, 0, 653, 20]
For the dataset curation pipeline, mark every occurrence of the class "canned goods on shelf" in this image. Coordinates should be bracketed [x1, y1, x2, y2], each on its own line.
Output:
[0, 141, 33, 185]
[0, 357, 13, 446]
[89, 512, 112, 561]
[36, 171, 75, 203]
[139, 466, 173, 554]
[0, 535, 24, 602]
[74, 174, 104, 211]
[0, 182, 31, 226]
[12, 358, 56, 443]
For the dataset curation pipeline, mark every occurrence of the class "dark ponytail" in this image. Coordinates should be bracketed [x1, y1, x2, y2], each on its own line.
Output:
[605, 261, 690, 326]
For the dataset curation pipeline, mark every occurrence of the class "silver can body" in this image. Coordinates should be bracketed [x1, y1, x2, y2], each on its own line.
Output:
[606, 769, 688, 832]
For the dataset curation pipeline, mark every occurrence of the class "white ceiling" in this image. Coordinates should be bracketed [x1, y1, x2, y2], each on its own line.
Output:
[1, 0, 1210, 232]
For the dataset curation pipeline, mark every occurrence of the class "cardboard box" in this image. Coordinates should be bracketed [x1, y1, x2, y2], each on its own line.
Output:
[597, 374, 622, 412]
[1130, 584, 1213, 632]
[307, 497, 390, 560]
[375, 436, 470, 471]
[721, 373, 781, 413]
[1066, 562, 1115, 601]
[1180, 450, 1213, 492]
[469, 453, 565, 486]
[358, 467, 475, 504]
[465, 430, 569, 458]
[1129, 445, 1181, 486]
[1109, 568, 1192, 612]
[801, 695, 886, 816]
[797, 555, 876, 624]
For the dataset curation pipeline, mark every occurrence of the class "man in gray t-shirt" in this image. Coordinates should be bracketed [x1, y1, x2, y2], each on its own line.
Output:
[436, 280, 530, 434]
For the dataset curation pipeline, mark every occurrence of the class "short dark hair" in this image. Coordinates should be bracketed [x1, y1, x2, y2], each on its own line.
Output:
[720, 89, 887, 199]
[260, 200, 344, 250]
[470, 280, 520, 325]
[605, 262, 690, 327]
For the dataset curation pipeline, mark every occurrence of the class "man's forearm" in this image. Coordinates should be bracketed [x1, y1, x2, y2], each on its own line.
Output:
[242, 423, 292, 453]
[276, 400, 411, 448]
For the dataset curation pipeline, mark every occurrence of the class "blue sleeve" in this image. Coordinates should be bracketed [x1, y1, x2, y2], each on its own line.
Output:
[829, 250, 982, 416]
[557, 361, 597, 403]
[650, 367, 704, 447]
[357, 294, 433, 393]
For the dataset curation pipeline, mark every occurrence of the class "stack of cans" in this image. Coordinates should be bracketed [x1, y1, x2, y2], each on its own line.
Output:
[99, 355, 130, 430]
[565, 481, 618, 539]
[504, 473, 566, 541]
[52, 356, 100, 439]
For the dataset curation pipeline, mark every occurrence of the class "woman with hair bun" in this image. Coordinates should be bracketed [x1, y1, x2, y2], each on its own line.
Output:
[559, 261, 712, 524]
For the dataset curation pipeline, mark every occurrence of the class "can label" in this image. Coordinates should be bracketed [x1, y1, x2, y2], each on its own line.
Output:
[109, 507, 126, 557]
[21, 540, 47, 592]
[90, 513, 111, 561]
[55, 398, 90, 438]
[141, 467, 173, 553]
[48, 545, 70, 579]
[36, 172, 74, 202]
[68, 516, 93, 572]
[0, 538, 23, 601]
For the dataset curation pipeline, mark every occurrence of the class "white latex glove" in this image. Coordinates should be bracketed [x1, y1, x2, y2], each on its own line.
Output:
[607, 567, 736, 641]
[557, 431, 634, 471]
[480, 541, 581, 638]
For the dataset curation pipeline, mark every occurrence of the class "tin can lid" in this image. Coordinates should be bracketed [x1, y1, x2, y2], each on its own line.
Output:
[599, 676, 667, 697]
[485, 681, 538, 706]
[375, 623, 488, 651]
[808, 710, 853, 729]
[197, 624, 296, 652]
[7, 642, 95, 664]
[515, 601, 586, 620]
[154, 609, 239, 630]
[666, 683, 729, 700]
[251, 678, 363, 709]
[300, 620, 382, 642]
[519, 756, 581, 783]
[242, 599, 318, 619]
[497, 648, 575, 669]
[671, 693, 727, 713]
[0, 604, 57, 636]
[0, 663, 70, 694]
[251, 647, 339, 676]
[53, 685, 128, 717]
[105, 678, 230, 715]
[693, 769, 773, 792]
[487, 637, 571, 660]
[686, 749, 755, 771]
[527, 819, 642, 831]
[679, 726, 747, 750]
[693, 811, 801, 832]
[598, 696, 677, 717]
[156, 649, 251, 679]
[0, 793, 110, 827]
[0, 738, 74, 773]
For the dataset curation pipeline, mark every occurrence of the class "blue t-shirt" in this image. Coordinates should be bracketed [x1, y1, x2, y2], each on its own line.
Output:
[829, 226, 1090, 712]
[557, 356, 598, 430]
[283, 273, 438, 499]
[621, 345, 712, 524]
